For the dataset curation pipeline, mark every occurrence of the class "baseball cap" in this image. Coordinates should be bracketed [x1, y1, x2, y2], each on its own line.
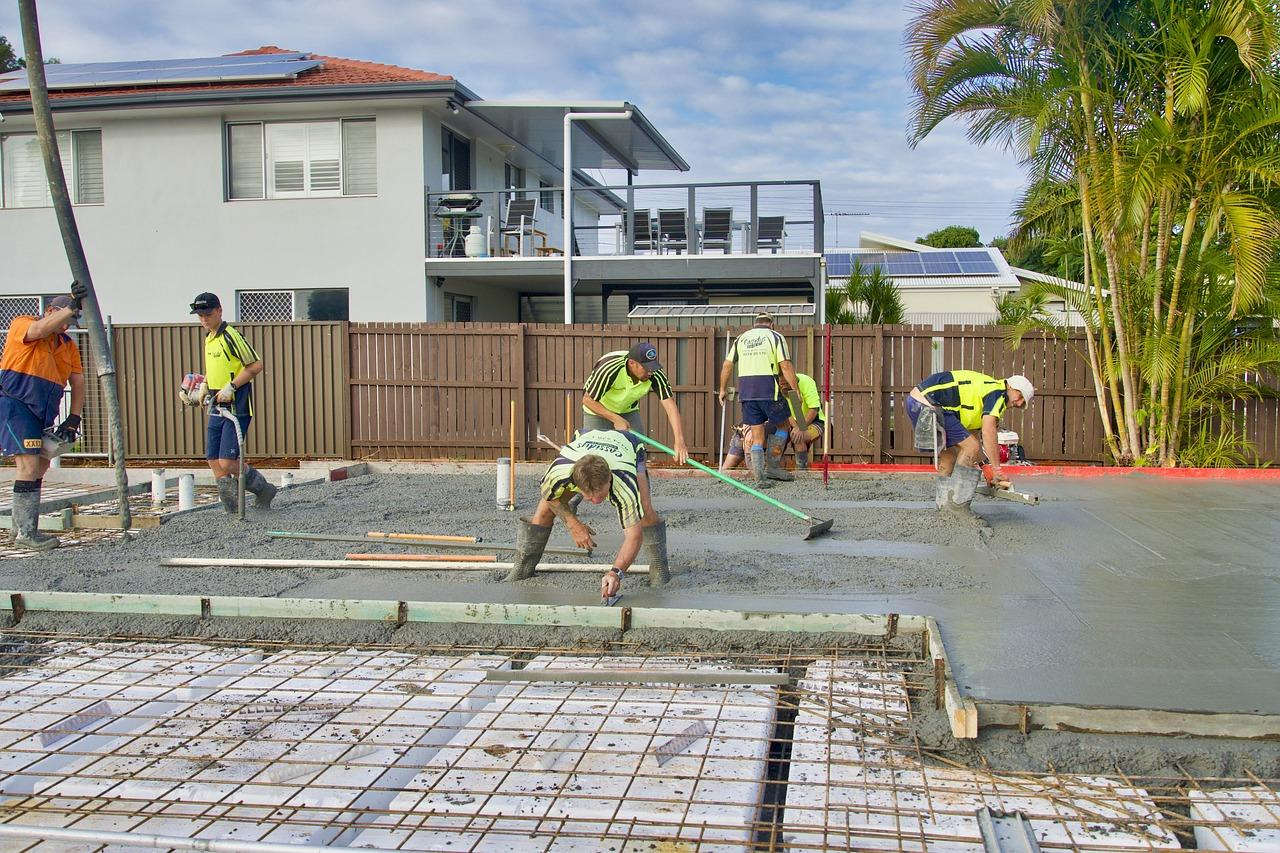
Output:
[47, 295, 76, 311]
[755, 311, 775, 324]
[626, 341, 662, 372]
[189, 292, 221, 314]
[1006, 374, 1035, 403]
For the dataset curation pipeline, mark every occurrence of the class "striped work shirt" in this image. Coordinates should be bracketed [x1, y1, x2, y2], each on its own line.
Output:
[540, 429, 645, 529]
[916, 370, 1007, 431]
[582, 350, 673, 415]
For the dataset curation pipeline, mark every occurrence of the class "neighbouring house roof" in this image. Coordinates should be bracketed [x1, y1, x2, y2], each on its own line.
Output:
[0, 45, 465, 108]
[628, 303, 815, 319]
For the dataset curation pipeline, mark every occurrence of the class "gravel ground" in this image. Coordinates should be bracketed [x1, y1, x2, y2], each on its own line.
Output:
[0, 471, 1000, 597]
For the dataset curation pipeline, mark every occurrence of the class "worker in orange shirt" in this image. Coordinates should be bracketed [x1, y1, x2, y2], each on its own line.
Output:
[0, 283, 88, 551]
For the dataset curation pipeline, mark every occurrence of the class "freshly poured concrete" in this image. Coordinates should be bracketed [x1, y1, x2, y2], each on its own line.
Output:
[1, 470, 1278, 716]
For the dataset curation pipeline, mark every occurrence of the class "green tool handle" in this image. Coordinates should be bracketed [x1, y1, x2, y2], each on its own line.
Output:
[631, 430, 810, 522]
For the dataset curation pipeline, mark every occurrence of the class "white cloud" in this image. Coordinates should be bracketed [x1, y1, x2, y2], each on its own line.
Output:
[0, 0, 1026, 242]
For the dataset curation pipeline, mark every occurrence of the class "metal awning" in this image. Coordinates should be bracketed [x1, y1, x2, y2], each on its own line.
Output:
[464, 101, 690, 173]
[628, 303, 816, 319]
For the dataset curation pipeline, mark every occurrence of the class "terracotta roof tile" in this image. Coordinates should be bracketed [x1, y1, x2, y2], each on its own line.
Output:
[0, 46, 453, 105]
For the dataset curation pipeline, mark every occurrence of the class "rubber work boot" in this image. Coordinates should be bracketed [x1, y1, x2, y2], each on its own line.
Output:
[11, 487, 58, 552]
[567, 493, 583, 513]
[947, 465, 982, 510]
[216, 475, 239, 514]
[643, 519, 671, 587]
[504, 517, 551, 582]
[749, 447, 773, 490]
[934, 475, 952, 510]
[795, 451, 810, 470]
[243, 466, 278, 509]
[765, 435, 795, 481]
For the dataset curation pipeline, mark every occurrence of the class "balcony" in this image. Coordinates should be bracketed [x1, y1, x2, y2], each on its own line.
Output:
[426, 179, 823, 259]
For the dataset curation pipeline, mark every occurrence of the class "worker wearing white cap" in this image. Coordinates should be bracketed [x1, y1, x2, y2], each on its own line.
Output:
[906, 370, 1034, 509]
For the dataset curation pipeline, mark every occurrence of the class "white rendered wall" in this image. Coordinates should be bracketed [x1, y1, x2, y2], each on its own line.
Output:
[1, 103, 427, 323]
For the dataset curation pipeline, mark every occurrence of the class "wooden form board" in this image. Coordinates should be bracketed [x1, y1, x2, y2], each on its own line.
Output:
[926, 616, 978, 740]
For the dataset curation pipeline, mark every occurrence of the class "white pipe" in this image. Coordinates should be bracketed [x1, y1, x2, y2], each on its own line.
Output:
[280, 471, 294, 489]
[0, 825, 402, 853]
[161, 557, 649, 573]
[178, 473, 196, 511]
[496, 456, 512, 508]
[151, 468, 166, 507]
[562, 109, 633, 323]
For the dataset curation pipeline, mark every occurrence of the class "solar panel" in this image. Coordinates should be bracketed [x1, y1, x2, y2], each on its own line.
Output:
[921, 255, 962, 274]
[824, 254, 852, 276]
[0, 54, 320, 92]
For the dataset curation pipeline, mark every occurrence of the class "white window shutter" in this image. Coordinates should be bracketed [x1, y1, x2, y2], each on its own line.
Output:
[307, 122, 341, 195]
[73, 130, 104, 204]
[341, 119, 376, 196]
[2, 134, 51, 207]
[266, 123, 307, 196]
[228, 124, 264, 199]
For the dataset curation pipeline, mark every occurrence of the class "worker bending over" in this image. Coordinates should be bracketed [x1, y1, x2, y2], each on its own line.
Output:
[189, 292, 276, 513]
[508, 429, 669, 600]
[776, 371, 825, 470]
[906, 370, 1033, 509]
[0, 284, 87, 551]
[717, 312, 805, 488]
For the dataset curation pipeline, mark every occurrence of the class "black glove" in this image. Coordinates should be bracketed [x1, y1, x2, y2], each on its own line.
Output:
[54, 414, 81, 442]
[70, 279, 88, 310]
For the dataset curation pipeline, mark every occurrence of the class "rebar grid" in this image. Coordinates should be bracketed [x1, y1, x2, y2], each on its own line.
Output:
[0, 631, 1273, 852]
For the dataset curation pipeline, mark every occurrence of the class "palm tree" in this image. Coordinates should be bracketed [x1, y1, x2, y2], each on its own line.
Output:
[826, 260, 905, 325]
[906, 0, 1280, 465]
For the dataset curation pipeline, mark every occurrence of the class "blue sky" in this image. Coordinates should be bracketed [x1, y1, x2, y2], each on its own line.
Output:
[1, 0, 1025, 246]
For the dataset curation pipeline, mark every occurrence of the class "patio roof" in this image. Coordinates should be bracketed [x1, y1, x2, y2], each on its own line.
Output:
[465, 101, 690, 173]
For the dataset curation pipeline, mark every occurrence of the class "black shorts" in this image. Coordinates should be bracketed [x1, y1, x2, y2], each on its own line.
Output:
[0, 397, 47, 456]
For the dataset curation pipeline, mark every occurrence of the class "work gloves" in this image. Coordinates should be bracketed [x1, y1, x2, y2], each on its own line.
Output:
[178, 373, 208, 407]
[216, 382, 237, 404]
[70, 279, 88, 310]
[52, 414, 81, 443]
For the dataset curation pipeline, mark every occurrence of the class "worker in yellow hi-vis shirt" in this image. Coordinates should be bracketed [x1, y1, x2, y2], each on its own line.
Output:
[189, 292, 277, 514]
[717, 312, 804, 489]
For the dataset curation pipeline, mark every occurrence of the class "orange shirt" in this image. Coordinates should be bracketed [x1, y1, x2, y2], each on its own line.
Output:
[0, 315, 83, 423]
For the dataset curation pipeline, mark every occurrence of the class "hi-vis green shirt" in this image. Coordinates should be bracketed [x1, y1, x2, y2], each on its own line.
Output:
[540, 429, 644, 529]
[786, 373, 825, 424]
[916, 370, 1007, 431]
[204, 322, 259, 417]
[727, 327, 789, 401]
[582, 350, 673, 414]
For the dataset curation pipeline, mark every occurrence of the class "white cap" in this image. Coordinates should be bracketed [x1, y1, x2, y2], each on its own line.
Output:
[1006, 374, 1034, 403]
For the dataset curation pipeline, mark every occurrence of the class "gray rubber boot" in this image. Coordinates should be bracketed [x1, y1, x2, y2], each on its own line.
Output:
[504, 517, 551, 582]
[567, 493, 583, 512]
[795, 450, 810, 470]
[11, 489, 58, 552]
[947, 465, 982, 510]
[243, 466, 278, 509]
[934, 475, 952, 509]
[643, 519, 671, 587]
[749, 447, 773, 490]
[765, 435, 795, 481]
[216, 475, 239, 514]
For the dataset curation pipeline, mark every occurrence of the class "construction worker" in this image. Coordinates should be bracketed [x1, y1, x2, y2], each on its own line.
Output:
[0, 285, 88, 551]
[581, 342, 688, 463]
[717, 312, 805, 488]
[777, 371, 825, 469]
[720, 403, 790, 473]
[507, 429, 669, 600]
[189, 292, 276, 513]
[906, 370, 1034, 509]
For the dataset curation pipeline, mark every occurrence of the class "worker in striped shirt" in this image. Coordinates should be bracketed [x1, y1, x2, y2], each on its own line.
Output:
[581, 342, 689, 463]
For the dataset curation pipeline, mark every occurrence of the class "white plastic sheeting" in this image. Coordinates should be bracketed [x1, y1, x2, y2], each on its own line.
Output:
[1191, 787, 1280, 851]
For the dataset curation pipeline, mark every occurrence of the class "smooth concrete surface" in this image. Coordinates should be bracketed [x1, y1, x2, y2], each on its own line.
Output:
[290, 474, 1280, 715]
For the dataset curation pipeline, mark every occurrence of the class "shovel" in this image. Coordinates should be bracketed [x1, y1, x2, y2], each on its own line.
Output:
[631, 430, 833, 540]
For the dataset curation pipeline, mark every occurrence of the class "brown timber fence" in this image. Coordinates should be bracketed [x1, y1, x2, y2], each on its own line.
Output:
[40, 321, 1280, 465]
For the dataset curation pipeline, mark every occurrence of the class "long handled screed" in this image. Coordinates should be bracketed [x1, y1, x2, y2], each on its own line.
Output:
[630, 430, 833, 540]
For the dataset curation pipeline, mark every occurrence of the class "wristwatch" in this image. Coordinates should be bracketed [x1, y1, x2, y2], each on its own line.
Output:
[609, 567, 625, 578]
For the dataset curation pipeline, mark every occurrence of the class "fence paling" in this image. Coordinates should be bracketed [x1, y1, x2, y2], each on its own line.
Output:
[95, 320, 1280, 465]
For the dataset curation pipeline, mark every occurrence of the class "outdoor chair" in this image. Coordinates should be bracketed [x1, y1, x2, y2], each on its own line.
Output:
[500, 197, 539, 256]
[630, 209, 657, 254]
[658, 208, 689, 254]
[757, 216, 786, 253]
[702, 207, 734, 253]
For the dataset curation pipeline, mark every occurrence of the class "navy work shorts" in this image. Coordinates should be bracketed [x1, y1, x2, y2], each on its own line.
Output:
[741, 398, 789, 427]
[905, 396, 970, 448]
[0, 397, 47, 456]
[207, 413, 251, 460]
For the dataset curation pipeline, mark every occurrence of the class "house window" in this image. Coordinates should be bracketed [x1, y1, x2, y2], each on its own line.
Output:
[226, 119, 376, 200]
[441, 127, 471, 192]
[1, 129, 104, 208]
[237, 288, 350, 321]
[448, 294, 473, 322]
[539, 179, 556, 215]
[504, 163, 525, 201]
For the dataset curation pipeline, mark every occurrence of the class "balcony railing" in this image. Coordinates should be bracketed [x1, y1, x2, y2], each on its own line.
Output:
[426, 179, 823, 259]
